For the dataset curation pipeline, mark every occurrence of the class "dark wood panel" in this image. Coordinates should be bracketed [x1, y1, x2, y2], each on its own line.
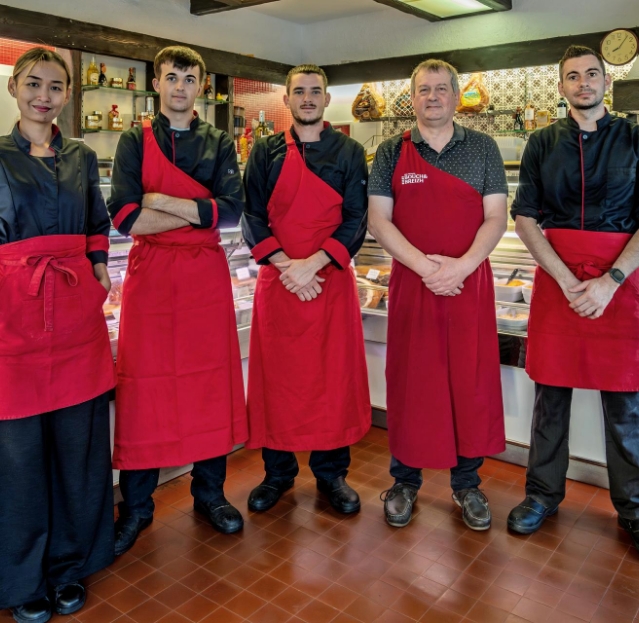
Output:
[613, 79, 639, 112]
[0, 4, 292, 83]
[324, 28, 639, 85]
[191, 0, 280, 16]
[56, 49, 82, 138]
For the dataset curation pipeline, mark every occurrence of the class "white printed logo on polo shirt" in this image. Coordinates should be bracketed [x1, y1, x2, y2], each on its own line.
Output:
[401, 172, 428, 185]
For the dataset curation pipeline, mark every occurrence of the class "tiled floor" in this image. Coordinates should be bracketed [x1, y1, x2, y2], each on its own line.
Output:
[3, 426, 639, 623]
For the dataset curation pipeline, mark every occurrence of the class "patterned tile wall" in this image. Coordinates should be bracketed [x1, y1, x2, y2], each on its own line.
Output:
[378, 59, 637, 138]
[234, 78, 292, 136]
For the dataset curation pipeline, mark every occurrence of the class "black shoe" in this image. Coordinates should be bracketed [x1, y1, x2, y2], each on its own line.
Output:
[317, 476, 360, 514]
[114, 501, 153, 556]
[618, 516, 639, 552]
[52, 582, 85, 616]
[11, 597, 51, 623]
[452, 488, 491, 531]
[248, 479, 294, 512]
[381, 483, 418, 528]
[507, 496, 558, 535]
[194, 500, 244, 534]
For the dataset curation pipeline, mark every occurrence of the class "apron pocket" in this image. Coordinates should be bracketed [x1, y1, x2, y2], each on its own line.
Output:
[22, 295, 82, 337]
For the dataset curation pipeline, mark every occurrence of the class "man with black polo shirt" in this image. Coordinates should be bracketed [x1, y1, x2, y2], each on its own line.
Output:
[241, 64, 371, 515]
[508, 45, 639, 547]
[107, 46, 247, 554]
[368, 59, 507, 530]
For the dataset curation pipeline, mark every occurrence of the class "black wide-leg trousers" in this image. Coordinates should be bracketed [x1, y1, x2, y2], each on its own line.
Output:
[0, 392, 114, 610]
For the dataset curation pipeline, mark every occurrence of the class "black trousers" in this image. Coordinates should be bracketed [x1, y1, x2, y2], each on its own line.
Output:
[0, 392, 114, 610]
[526, 383, 639, 518]
[119, 455, 228, 518]
[262, 446, 351, 484]
[390, 455, 484, 492]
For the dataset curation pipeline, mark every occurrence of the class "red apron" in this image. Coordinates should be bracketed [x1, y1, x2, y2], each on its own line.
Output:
[387, 132, 505, 469]
[0, 234, 115, 420]
[527, 228, 639, 391]
[246, 130, 370, 451]
[112, 121, 247, 469]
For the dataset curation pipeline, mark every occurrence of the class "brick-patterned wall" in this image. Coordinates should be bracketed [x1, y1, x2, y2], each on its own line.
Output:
[0, 38, 55, 66]
[234, 78, 292, 134]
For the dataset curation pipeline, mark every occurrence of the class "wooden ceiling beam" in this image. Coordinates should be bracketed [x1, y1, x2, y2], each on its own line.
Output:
[190, 0, 281, 16]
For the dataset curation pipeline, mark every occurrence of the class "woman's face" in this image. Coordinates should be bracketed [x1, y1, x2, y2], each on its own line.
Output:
[8, 60, 70, 125]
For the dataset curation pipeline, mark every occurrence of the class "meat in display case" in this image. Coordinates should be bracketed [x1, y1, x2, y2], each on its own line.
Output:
[103, 227, 253, 358]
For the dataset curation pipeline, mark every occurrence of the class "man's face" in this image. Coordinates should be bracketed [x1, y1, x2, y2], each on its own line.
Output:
[559, 55, 611, 111]
[411, 69, 459, 127]
[284, 73, 330, 126]
[153, 63, 202, 114]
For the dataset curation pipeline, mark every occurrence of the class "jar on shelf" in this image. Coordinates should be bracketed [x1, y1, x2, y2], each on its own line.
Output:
[84, 114, 100, 130]
[108, 105, 123, 131]
[110, 77, 123, 89]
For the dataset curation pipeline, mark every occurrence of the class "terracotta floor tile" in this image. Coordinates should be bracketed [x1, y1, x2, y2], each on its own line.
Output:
[200, 579, 242, 605]
[75, 600, 122, 623]
[555, 591, 599, 621]
[344, 595, 385, 622]
[390, 592, 431, 619]
[360, 579, 404, 606]
[224, 589, 267, 618]
[374, 609, 414, 623]
[127, 598, 171, 623]
[179, 569, 218, 594]
[156, 613, 192, 623]
[591, 605, 636, 623]
[115, 560, 155, 585]
[160, 558, 200, 582]
[199, 606, 244, 623]
[155, 583, 197, 610]
[175, 594, 217, 622]
[449, 573, 490, 600]
[296, 598, 340, 623]
[535, 565, 573, 591]
[246, 602, 293, 623]
[465, 601, 510, 623]
[108, 586, 149, 614]
[92, 573, 130, 600]
[272, 587, 314, 615]
[248, 574, 289, 601]
[599, 588, 639, 618]
[480, 586, 521, 612]
[523, 580, 564, 608]
[419, 605, 465, 622]
[423, 563, 461, 588]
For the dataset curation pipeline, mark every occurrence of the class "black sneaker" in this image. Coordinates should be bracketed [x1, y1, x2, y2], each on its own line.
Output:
[618, 516, 639, 552]
[381, 483, 418, 528]
[452, 488, 491, 531]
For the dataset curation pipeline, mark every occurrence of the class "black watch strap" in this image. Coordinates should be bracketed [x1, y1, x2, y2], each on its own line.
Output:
[609, 267, 626, 285]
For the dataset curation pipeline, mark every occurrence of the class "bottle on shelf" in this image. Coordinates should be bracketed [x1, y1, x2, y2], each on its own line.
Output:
[239, 129, 250, 163]
[524, 101, 536, 131]
[86, 57, 99, 86]
[254, 111, 270, 140]
[513, 107, 524, 131]
[108, 104, 123, 131]
[98, 63, 107, 86]
[127, 67, 136, 91]
[557, 97, 568, 119]
[139, 95, 155, 123]
[203, 75, 214, 100]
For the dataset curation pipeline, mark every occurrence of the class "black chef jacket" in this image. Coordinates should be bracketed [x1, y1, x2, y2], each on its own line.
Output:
[107, 112, 244, 235]
[0, 124, 110, 265]
[511, 113, 639, 233]
[242, 123, 368, 267]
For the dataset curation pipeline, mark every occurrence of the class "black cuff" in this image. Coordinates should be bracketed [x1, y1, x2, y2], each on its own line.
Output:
[321, 249, 343, 270]
[116, 207, 142, 236]
[257, 248, 284, 265]
[87, 250, 108, 266]
[510, 208, 541, 222]
[193, 198, 214, 229]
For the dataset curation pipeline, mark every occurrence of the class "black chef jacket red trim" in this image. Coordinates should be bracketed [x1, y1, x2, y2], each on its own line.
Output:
[241, 123, 368, 268]
[511, 112, 639, 233]
[0, 124, 110, 265]
[107, 112, 244, 235]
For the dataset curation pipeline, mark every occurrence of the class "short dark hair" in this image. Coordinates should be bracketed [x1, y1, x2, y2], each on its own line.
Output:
[13, 47, 71, 87]
[154, 46, 206, 83]
[559, 45, 606, 82]
[286, 64, 328, 94]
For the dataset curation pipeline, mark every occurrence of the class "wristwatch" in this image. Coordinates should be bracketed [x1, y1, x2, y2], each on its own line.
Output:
[608, 267, 626, 285]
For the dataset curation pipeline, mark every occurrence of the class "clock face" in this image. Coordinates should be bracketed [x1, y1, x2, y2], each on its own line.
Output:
[601, 29, 639, 66]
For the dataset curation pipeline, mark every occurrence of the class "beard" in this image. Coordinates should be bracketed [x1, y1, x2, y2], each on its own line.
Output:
[292, 108, 323, 126]
[570, 92, 604, 110]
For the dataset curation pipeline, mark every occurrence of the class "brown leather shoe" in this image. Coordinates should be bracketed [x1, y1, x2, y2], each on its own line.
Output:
[381, 483, 418, 527]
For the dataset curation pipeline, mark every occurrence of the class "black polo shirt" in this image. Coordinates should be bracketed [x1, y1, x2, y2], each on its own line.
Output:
[369, 124, 507, 198]
[0, 124, 110, 265]
[241, 123, 368, 267]
[107, 112, 244, 235]
[511, 113, 639, 233]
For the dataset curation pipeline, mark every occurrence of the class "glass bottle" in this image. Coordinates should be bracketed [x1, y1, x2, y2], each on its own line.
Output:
[127, 67, 136, 91]
[98, 63, 107, 86]
[557, 97, 568, 119]
[254, 111, 269, 140]
[108, 104, 123, 131]
[513, 107, 524, 131]
[524, 101, 536, 131]
[203, 75, 214, 100]
[87, 57, 99, 86]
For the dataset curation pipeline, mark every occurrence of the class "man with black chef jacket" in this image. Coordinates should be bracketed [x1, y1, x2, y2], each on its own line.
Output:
[508, 45, 639, 550]
[107, 46, 247, 555]
[241, 64, 371, 515]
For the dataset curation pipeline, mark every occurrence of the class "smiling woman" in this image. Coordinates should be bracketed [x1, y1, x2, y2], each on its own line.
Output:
[0, 46, 116, 623]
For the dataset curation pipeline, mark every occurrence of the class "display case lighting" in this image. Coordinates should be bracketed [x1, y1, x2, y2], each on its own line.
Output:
[372, 0, 511, 21]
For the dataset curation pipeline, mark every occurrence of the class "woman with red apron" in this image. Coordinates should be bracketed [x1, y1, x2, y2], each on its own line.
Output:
[0, 49, 115, 623]
[242, 68, 370, 516]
